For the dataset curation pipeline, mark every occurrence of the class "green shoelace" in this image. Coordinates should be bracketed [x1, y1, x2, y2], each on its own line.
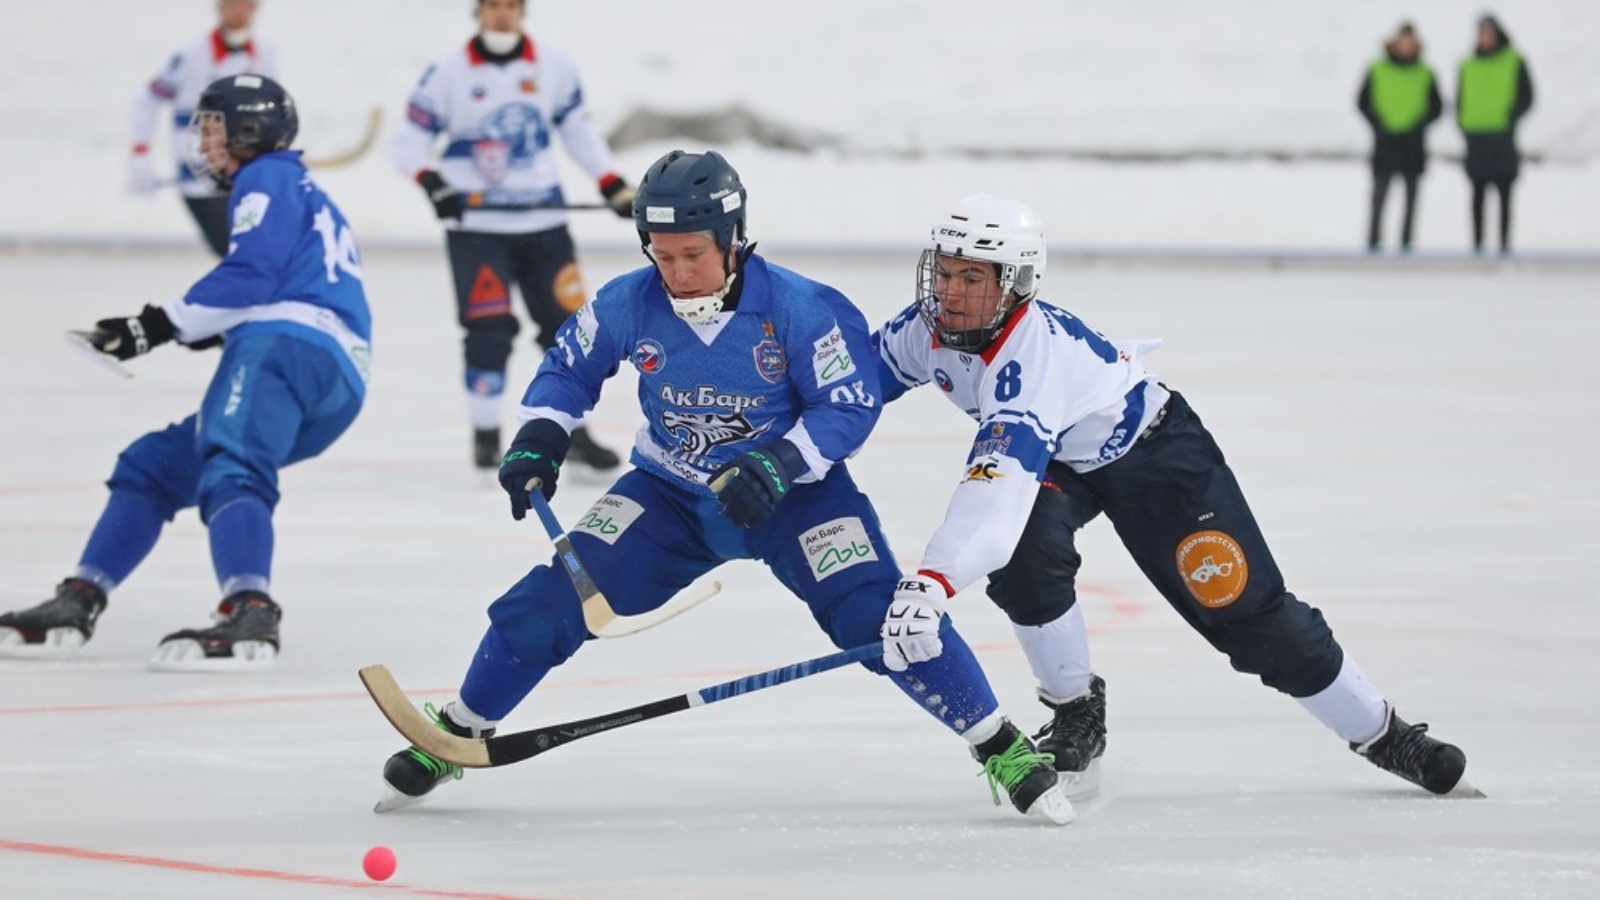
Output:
[403, 702, 463, 782]
[980, 735, 1055, 806]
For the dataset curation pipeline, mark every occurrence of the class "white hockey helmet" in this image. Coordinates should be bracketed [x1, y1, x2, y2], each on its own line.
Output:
[916, 195, 1046, 352]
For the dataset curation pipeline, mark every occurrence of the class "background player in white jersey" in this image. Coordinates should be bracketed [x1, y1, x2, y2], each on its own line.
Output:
[128, 0, 277, 258]
[373, 151, 1074, 825]
[0, 76, 371, 672]
[392, 0, 630, 475]
[872, 195, 1473, 797]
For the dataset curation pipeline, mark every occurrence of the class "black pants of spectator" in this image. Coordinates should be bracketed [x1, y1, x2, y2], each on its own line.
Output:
[183, 195, 232, 259]
[1470, 176, 1515, 253]
[1368, 168, 1420, 251]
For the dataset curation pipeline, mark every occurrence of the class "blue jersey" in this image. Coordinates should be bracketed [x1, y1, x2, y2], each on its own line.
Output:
[518, 254, 880, 496]
[162, 151, 372, 394]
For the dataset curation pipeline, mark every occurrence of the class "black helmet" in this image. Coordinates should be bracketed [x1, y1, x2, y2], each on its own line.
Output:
[632, 150, 747, 252]
[197, 74, 298, 155]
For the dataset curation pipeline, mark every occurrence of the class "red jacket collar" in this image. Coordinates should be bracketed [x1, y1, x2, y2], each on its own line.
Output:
[211, 29, 255, 63]
[978, 303, 1030, 364]
[466, 34, 536, 65]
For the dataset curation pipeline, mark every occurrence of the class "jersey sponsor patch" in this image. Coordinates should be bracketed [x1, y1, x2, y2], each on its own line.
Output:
[569, 304, 599, 357]
[799, 516, 879, 581]
[962, 458, 1005, 484]
[811, 325, 857, 388]
[230, 192, 271, 235]
[1175, 530, 1249, 608]
[573, 494, 644, 545]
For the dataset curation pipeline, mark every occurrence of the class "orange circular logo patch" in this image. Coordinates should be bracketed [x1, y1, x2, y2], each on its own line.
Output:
[1175, 530, 1249, 608]
[554, 263, 588, 313]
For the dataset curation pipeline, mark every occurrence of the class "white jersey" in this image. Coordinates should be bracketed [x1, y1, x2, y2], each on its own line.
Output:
[130, 30, 280, 199]
[391, 36, 621, 235]
[875, 299, 1169, 593]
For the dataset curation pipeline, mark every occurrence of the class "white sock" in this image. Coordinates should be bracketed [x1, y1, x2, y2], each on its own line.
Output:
[1013, 605, 1095, 700]
[960, 711, 1006, 747]
[466, 391, 501, 431]
[1296, 654, 1389, 744]
[443, 699, 498, 738]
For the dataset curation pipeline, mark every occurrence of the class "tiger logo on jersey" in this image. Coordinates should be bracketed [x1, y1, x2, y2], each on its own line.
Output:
[1175, 530, 1249, 608]
[661, 410, 771, 458]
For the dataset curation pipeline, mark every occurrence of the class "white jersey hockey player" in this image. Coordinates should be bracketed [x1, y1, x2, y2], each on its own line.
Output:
[872, 194, 1474, 800]
[128, 0, 278, 257]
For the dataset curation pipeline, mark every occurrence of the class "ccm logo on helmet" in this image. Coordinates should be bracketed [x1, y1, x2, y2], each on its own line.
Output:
[938, 228, 968, 238]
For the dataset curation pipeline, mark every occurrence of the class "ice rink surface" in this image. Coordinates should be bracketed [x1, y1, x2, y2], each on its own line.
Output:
[2, 246, 1597, 898]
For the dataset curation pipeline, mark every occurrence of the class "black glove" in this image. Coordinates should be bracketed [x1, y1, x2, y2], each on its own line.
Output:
[91, 305, 175, 361]
[497, 419, 571, 520]
[181, 334, 225, 351]
[599, 174, 636, 220]
[417, 170, 465, 221]
[710, 439, 806, 528]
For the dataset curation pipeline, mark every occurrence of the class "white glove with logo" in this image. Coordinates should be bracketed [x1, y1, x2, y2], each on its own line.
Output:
[881, 573, 951, 672]
[127, 152, 160, 195]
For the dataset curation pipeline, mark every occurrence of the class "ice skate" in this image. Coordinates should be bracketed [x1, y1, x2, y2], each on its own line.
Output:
[1034, 675, 1106, 800]
[473, 426, 502, 470]
[973, 719, 1076, 825]
[0, 579, 107, 657]
[148, 591, 280, 672]
[375, 702, 493, 813]
[1352, 706, 1479, 796]
[567, 425, 620, 473]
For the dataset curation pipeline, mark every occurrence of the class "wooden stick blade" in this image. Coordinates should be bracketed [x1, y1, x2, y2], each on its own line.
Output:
[357, 664, 491, 768]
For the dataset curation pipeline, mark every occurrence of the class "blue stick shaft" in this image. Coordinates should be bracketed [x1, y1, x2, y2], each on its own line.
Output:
[695, 642, 882, 705]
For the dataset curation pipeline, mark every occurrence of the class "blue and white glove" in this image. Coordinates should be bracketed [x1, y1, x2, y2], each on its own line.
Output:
[881, 573, 951, 672]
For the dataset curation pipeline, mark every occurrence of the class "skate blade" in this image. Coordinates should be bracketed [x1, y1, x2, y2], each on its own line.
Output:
[373, 787, 428, 814]
[147, 639, 277, 673]
[1024, 785, 1078, 826]
[1446, 776, 1487, 799]
[0, 626, 88, 658]
[1056, 758, 1102, 802]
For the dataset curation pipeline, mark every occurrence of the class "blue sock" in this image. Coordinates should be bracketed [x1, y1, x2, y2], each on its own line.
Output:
[886, 628, 1000, 736]
[208, 496, 274, 595]
[460, 625, 550, 722]
[77, 489, 168, 589]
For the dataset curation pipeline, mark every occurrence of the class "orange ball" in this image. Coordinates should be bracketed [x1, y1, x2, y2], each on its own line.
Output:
[362, 845, 397, 881]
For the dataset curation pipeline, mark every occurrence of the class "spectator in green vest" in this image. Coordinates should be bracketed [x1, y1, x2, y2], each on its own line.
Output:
[1457, 14, 1534, 254]
[1357, 22, 1442, 253]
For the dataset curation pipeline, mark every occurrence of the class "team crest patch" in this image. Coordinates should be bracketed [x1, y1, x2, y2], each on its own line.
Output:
[573, 494, 645, 546]
[632, 339, 667, 374]
[230, 192, 270, 234]
[1175, 530, 1249, 608]
[800, 517, 879, 581]
[934, 368, 954, 392]
[753, 338, 787, 383]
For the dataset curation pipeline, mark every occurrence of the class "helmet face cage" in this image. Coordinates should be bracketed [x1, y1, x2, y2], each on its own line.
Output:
[915, 196, 1046, 352]
[183, 110, 234, 188]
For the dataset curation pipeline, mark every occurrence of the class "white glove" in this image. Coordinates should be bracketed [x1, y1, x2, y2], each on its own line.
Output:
[127, 152, 160, 195]
[881, 573, 950, 672]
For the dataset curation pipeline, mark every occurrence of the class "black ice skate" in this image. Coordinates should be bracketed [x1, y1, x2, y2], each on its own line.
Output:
[148, 590, 281, 672]
[0, 579, 107, 657]
[473, 427, 502, 470]
[1352, 707, 1476, 796]
[567, 425, 620, 472]
[375, 702, 494, 813]
[1034, 675, 1107, 800]
[972, 719, 1076, 824]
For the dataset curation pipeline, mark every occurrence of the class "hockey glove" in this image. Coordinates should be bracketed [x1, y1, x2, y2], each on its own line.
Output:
[127, 148, 160, 195]
[710, 439, 805, 529]
[881, 572, 951, 672]
[417, 170, 465, 221]
[91, 305, 175, 361]
[599, 173, 636, 220]
[498, 418, 571, 520]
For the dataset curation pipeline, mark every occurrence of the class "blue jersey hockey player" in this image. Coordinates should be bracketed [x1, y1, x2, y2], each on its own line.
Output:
[375, 150, 1076, 824]
[0, 75, 371, 673]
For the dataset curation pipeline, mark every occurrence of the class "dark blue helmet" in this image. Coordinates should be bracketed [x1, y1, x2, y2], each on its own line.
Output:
[633, 150, 747, 251]
[197, 74, 299, 155]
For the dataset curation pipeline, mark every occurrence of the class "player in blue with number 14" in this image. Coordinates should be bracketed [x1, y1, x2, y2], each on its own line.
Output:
[0, 75, 370, 673]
